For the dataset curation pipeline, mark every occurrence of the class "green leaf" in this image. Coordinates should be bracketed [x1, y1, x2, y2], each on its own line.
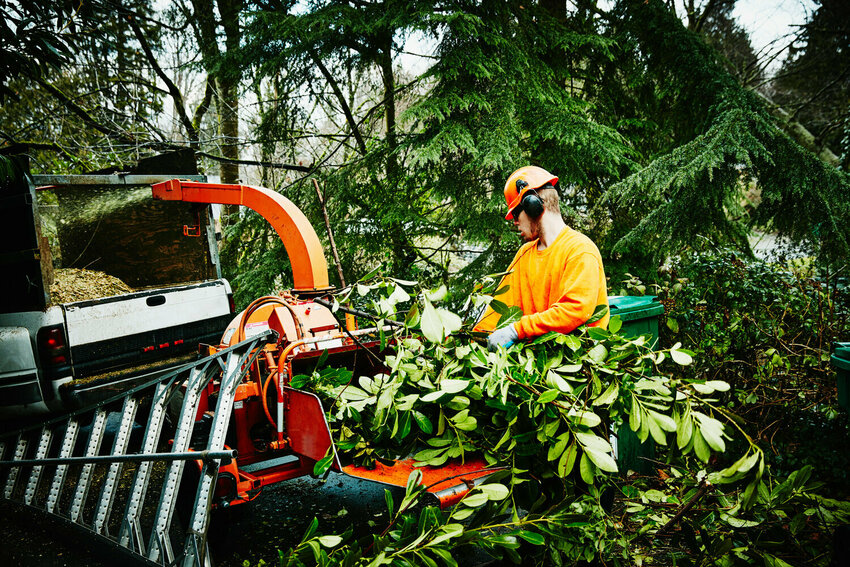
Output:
[571, 410, 602, 428]
[585, 447, 618, 473]
[694, 412, 726, 452]
[440, 379, 470, 394]
[426, 524, 464, 547]
[538, 389, 560, 404]
[587, 344, 608, 364]
[302, 517, 319, 540]
[548, 433, 570, 461]
[575, 432, 613, 453]
[676, 412, 694, 449]
[384, 489, 394, 515]
[421, 391, 446, 403]
[579, 452, 595, 484]
[705, 380, 730, 392]
[306, 540, 321, 562]
[313, 453, 334, 477]
[405, 470, 423, 493]
[666, 317, 679, 333]
[557, 441, 578, 477]
[608, 316, 623, 334]
[420, 298, 443, 343]
[546, 371, 572, 393]
[437, 308, 462, 336]
[649, 410, 677, 432]
[426, 285, 448, 302]
[317, 535, 343, 548]
[761, 553, 795, 567]
[586, 304, 609, 325]
[429, 548, 457, 567]
[454, 415, 478, 431]
[515, 531, 545, 545]
[388, 284, 411, 304]
[670, 345, 693, 365]
[414, 447, 448, 461]
[593, 382, 618, 406]
[461, 492, 489, 507]
[413, 411, 433, 434]
[588, 327, 610, 340]
[691, 383, 716, 394]
[693, 430, 711, 462]
[479, 483, 510, 501]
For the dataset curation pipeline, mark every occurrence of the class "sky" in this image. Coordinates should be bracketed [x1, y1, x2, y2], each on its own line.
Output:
[732, 0, 815, 68]
[397, 1, 818, 75]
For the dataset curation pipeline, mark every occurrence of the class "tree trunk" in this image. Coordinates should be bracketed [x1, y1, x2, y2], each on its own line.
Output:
[377, 31, 411, 275]
[217, 0, 243, 185]
[216, 77, 240, 184]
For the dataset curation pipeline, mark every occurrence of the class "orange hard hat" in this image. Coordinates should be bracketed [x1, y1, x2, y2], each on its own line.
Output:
[503, 166, 558, 220]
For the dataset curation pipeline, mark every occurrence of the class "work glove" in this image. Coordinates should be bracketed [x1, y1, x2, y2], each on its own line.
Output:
[488, 324, 519, 352]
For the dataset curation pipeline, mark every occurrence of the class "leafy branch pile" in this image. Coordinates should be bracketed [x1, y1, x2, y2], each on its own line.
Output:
[272, 278, 848, 567]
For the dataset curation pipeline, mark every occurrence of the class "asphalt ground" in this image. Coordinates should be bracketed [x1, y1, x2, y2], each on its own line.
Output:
[0, 471, 407, 567]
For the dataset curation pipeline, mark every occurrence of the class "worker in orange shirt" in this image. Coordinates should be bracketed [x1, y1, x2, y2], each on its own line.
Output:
[477, 166, 609, 351]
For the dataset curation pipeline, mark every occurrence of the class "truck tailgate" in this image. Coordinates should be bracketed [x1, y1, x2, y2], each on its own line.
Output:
[63, 280, 233, 378]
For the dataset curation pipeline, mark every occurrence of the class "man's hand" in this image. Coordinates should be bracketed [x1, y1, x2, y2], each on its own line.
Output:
[488, 325, 518, 352]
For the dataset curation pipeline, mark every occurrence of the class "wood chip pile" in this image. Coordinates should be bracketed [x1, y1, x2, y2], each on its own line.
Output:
[50, 268, 135, 304]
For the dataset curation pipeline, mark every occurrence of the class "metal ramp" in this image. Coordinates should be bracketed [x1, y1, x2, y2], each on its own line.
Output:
[0, 331, 272, 567]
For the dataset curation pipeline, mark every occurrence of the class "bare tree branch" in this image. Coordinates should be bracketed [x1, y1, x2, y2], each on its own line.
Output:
[34, 78, 134, 143]
[307, 46, 369, 155]
[193, 78, 215, 132]
[126, 14, 199, 144]
[193, 150, 312, 172]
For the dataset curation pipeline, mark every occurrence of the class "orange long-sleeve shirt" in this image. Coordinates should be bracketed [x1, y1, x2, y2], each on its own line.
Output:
[475, 227, 609, 338]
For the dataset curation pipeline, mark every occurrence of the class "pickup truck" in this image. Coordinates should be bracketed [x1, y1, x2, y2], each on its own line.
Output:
[0, 152, 235, 417]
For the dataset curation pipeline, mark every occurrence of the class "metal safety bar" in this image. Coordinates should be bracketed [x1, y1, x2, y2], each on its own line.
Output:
[0, 450, 237, 468]
[0, 331, 273, 567]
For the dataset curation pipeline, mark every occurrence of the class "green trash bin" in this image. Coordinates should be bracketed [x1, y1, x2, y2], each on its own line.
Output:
[831, 342, 850, 411]
[608, 295, 665, 346]
[608, 295, 666, 474]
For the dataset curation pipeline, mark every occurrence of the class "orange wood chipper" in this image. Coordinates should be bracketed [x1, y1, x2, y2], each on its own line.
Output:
[150, 179, 494, 512]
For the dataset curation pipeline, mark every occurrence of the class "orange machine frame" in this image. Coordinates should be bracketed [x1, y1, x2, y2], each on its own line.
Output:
[151, 179, 331, 293]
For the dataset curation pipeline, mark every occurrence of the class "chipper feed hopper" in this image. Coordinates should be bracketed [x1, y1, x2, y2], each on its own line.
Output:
[0, 180, 493, 567]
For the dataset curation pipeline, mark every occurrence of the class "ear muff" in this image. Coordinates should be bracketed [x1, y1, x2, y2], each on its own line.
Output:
[515, 179, 544, 219]
[521, 192, 544, 218]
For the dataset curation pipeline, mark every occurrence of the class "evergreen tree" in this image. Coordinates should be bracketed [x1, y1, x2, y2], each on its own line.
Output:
[772, 0, 850, 169]
[595, 0, 849, 268]
[0, 0, 166, 171]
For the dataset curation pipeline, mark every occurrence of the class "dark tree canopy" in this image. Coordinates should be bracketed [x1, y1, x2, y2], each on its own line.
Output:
[1, 0, 847, 300]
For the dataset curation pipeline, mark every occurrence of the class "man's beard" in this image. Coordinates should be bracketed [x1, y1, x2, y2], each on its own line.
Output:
[522, 217, 542, 242]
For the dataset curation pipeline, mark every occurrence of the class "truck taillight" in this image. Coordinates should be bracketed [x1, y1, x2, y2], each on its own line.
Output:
[37, 324, 70, 376]
[227, 293, 236, 314]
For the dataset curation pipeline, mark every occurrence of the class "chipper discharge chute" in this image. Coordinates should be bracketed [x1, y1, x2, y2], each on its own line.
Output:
[0, 180, 494, 567]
